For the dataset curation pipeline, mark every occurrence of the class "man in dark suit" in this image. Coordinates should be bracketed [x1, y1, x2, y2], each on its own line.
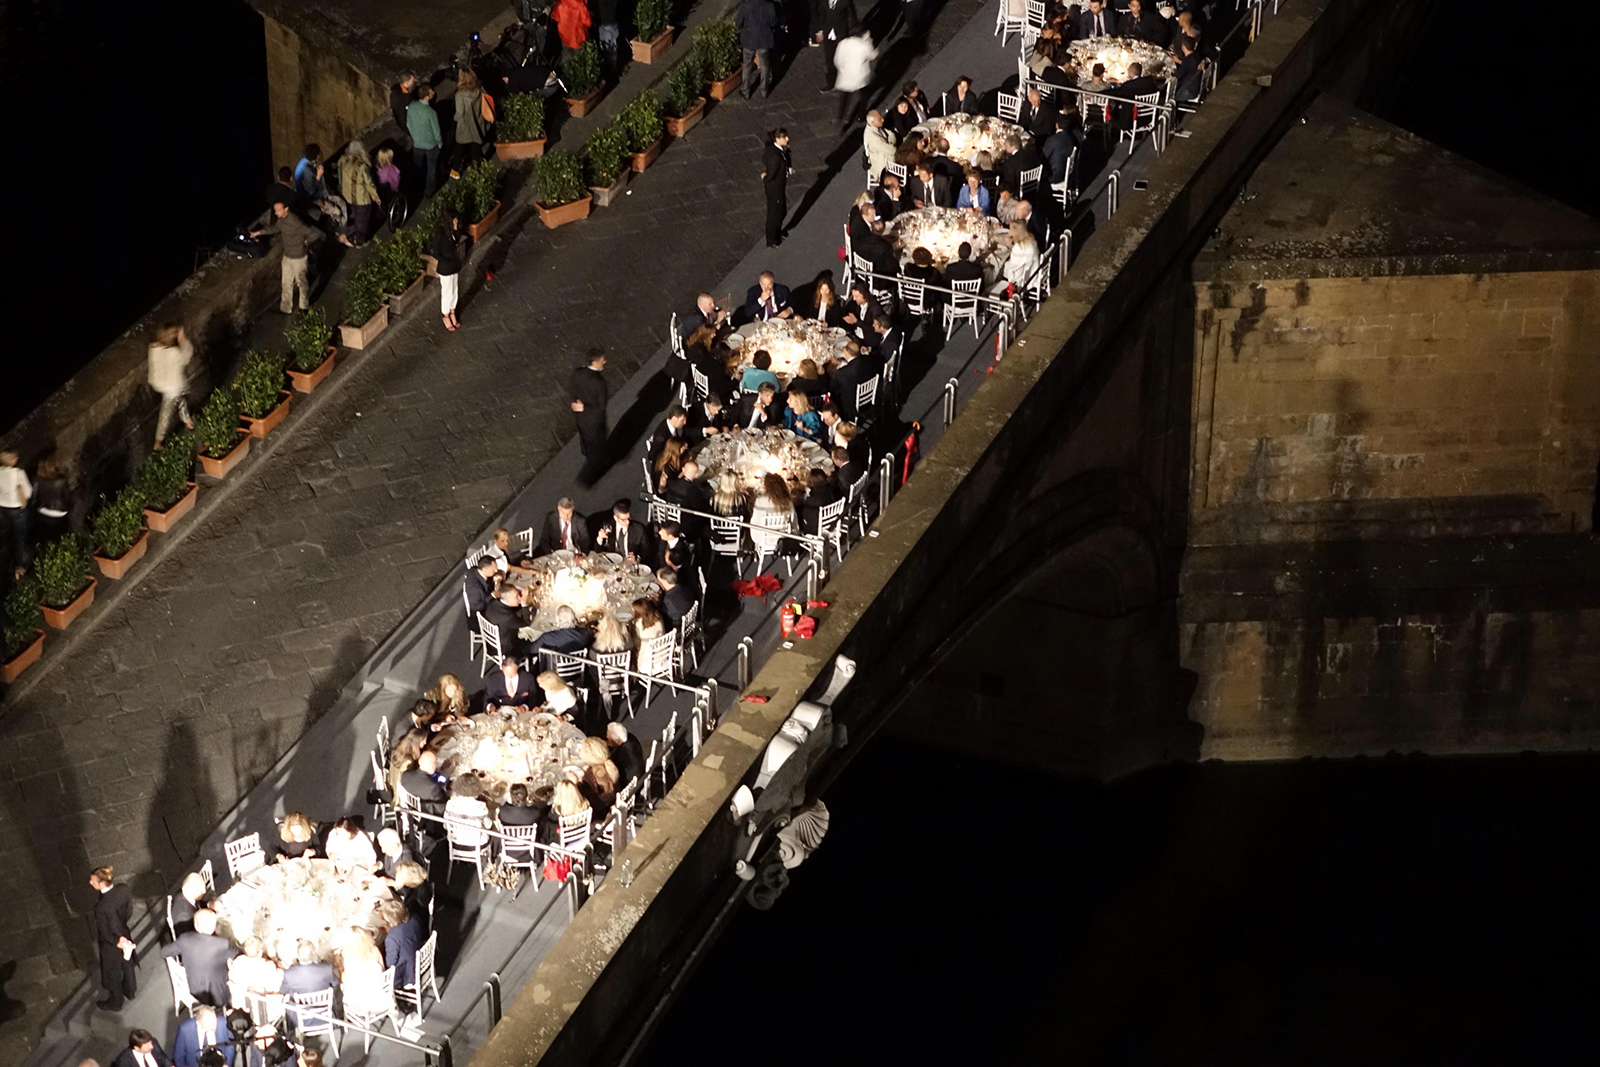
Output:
[734, 383, 779, 431]
[1017, 87, 1056, 142]
[481, 586, 529, 659]
[842, 283, 884, 343]
[908, 163, 953, 209]
[536, 497, 593, 555]
[1109, 64, 1161, 129]
[646, 406, 689, 468]
[173, 1006, 232, 1067]
[943, 241, 985, 287]
[685, 397, 728, 441]
[678, 293, 726, 341]
[741, 271, 795, 322]
[112, 1029, 174, 1067]
[280, 941, 338, 1030]
[1173, 37, 1208, 103]
[998, 136, 1046, 196]
[90, 866, 137, 1010]
[830, 347, 881, 421]
[831, 445, 861, 492]
[1016, 197, 1049, 248]
[662, 461, 713, 539]
[527, 605, 593, 662]
[658, 567, 697, 629]
[482, 655, 539, 711]
[463, 555, 498, 618]
[846, 200, 876, 244]
[380, 898, 423, 991]
[605, 722, 645, 789]
[400, 750, 448, 822]
[873, 172, 906, 222]
[495, 784, 544, 867]
[594, 499, 653, 564]
[852, 219, 898, 279]
[1077, 0, 1114, 38]
[569, 348, 610, 485]
[797, 468, 843, 535]
[812, 0, 858, 88]
[1119, 0, 1170, 45]
[161, 910, 237, 1008]
[1042, 112, 1081, 186]
[656, 522, 694, 574]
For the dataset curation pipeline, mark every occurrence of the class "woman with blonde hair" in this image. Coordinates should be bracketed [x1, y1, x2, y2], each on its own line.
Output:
[426, 673, 469, 719]
[750, 472, 797, 558]
[452, 67, 488, 174]
[782, 389, 823, 442]
[993, 219, 1041, 295]
[540, 780, 591, 882]
[388, 727, 428, 790]
[578, 736, 611, 767]
[538, 670, 579, 718]
[276, 812, 317, 860]
[580, 752, 620, 819]
[792, 356, 831, 401]
[228, 936, 284, 1018]
[711, 471, 748, 517]
[592, 611, 632, 653]
[339, 140, 380, 244]
[655, 437, 687, 492]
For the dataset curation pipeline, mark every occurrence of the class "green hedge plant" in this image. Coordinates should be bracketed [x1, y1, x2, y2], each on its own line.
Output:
[535, 150, 586, 207]
[634, 0, 672, 42]
[194, 388, 243, 458]
[693, 19, 741, 81]
[90, 485, 147, 560]
[3, 576, 43, 659]
[619, 90, 665, 152]
[34, 536, 93, 608]
[583, 122, 630, 188]
[286, 305, 333, 371]
[374, 233, 424, 297]
[344, 260, 387, 325]
[561, 41, 603, 99]
[234, 350, 286, 419]
[138, 430, 195, 512]
[496, 93, 546, 143]
[662, 57, 704, 118]
[461, 160, 501, 224]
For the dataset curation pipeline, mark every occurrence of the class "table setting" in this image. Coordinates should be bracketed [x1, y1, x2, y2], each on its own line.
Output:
[1065, 36, 1176, 84]
[691, 428, 834, 493]
[915, 113, 1033, 163]
[726, 319, 852, 384]
[432, 711, 587, 807]
[509, 549, 659, 630]
[212, 858, 393, 966]
[886, 207, 1012, 277]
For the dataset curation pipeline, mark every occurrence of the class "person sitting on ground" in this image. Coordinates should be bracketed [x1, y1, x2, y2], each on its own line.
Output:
[605, 722, 645, 789]
[592, 611, 633, 653]
[443, 774, 491, 848]
[740, 351, 782, 394]
[783, 388, 825, 443]
[658, 567, 696, 629]
[537, 671, 579, 719]
[993, 220, 1042, 294]
[324, 816, 378, 872]
[482, 584, 530, 660]
[741, 271, 795, 321]
[275, 812, 318, 861]
[712, 471, 749, 517]
[170, 871, 208, 936]
[537, 496, 593, 556]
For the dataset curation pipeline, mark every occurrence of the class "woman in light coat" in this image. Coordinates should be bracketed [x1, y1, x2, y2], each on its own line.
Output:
[453, 68, 488, 173]
[993, 220, 1041, 295]
[147, 323, 193, 448]
[339, 140, 381, 245]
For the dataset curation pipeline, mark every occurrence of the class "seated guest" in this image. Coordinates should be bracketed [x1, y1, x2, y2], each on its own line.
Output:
[1017, 87, 1056, 141]
[392, 861, 431, 926]
[784, 388, 825, 443]
[1119, 0, 1170, 45]
[944, 241, 985, 286]
[819, 404, 846, 447]
[853, 219, 899, 279]
[528, 605, 593, 661]
[577, 736, 620, 808]
[735, 381, 780, 431]
[280, 940, 338, 1010]
[678, 292, 726, 341]
[808, 279, 848, 329]
[893, 131, 925, 169]
[662, 460, 713, 538]
[1174, 36, 1207, 103]
[846, 197, 876, 244]
[740, 351, 782, 394]
[871, 316, 906, 372]
[712, 471, 749, 517]
[837, 419, 869, 466]
[956, 169, 991, 214]
[275, 811, 318, 860]
[537, 497, 592, 555]
[909, 162, 953, 209]
[873, 171, 906, 223]
[485, 527, 531, 575]
[1109, 63, 1162, 127]
[538, 671, 580, 719]
[741, 271, 795, 321]
[903, 80, 931, 121]
[606, 722, 645, 789]
[939, 75, 979, 116]
[797, 467, 843, 534]
[750, 473, 797, 559]
[654, 437, 687, 493]
[426, 673, 470, 719]
[408, 698, 440, 734]
[1079, 63, 1111, 93]
[443, 774, 491, 848]
[832, 445, 862, 491]
[1016, 197, 1048, 249]
[482, 585, 529, 659]
[658, 567, 696, 629]
[1043, 111, 1081, 186]
[997, 135, 1045, 196]
[483, 655, 539, 712]
[377, 898, 423, 1006]
[656, 521, 692, 572]
[1078, 0, 1115, 37]
[323, 816, 378, 872]
[686, 394, 728, 438]
[594, 498, 650, 563]
[376, 827, 415, 880]
[831, 344, 879, 422]
[792, 357, 832, 403]
[399, 750, 448, 821]
[886, 95, 918, 140]
[463, 555, 499, 618]
[927, 136, 963, 184]
[227, 937, 283, 1015]
[497, 784, 545, 865]
[540, 781, 592, 860]
[388, 728, 427, 790]
[992, 220, 1042, 294]
[995, 186, 1021, 223]
[174, 1006, 230, 1067]
[647, 405, 689, 468]
[337, 927, 386, 1000]
[170, 871, 208, 936]
[904, 246, 945, 295]
[592, 611, 633, 652]
[632, 598, 666, 643]
[842, 283, 884, 342]
[862, 109, 897, 184]
[113, 1030, 172, 1067]
[162, 909, 238, 1008]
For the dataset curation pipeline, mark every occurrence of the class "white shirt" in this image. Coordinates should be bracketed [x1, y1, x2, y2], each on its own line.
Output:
[147, 338, 193, 395]
[135, 1051, 158, 1067]
[833, 35, 877, 92]
[0, 467, 30, 510]
[560, 518, 574, 550]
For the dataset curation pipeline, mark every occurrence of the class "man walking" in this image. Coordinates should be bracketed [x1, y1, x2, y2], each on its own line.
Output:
[250, 202, 319, 314]
[833, 31, 876, 127]
[407, 85, 444, 197]
[147, 323, 194, 449]
[736, 0, 781, 99]
[814, 0, 858, 90]
[89, 865, 137, 1011]
[569, 348, 610, 485]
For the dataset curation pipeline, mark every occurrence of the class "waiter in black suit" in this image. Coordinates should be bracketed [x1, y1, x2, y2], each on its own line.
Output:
[813, 0, 858, 89]
[537, 498, 593, 555]
[568, 347, 609, 485]
[761, 128, 792, 248]
[90, 865, 137, 1010]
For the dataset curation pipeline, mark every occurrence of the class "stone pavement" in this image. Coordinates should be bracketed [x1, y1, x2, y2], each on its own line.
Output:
[0, 2, 986, 1061]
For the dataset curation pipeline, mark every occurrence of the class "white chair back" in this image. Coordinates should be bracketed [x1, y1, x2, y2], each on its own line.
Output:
[1019, 164, 1043, 198]
[164, 956, 196, 1017]
[886, 162, 907, 184]
[815, 496, 848, 542]
[499, 822, 540, 870]
[850, 251, 875, 290]
[637, 630, 677, 679]
[393, 779, 420, 841]
[558, 807, 594, 851]
[709, 516, 746, 559]
[342, 965, 398, 1052]
[1025, 0, 1046, 27]
[476, 610, 502, 675]
[225, 833, 266, 879]
[648, 498, 682, 525]
[593, 648, 635, 718]
[943, 277, 982, 339]
[855, 375, 880, 414]
[691, 365, 710, 401]
[465, 545, 490, 568]
[285, 986, 337, 1038]
[996, 91, 1021, 122]
[198, 858, 215, 895]
[515, 526, 534, 556]
[898, 276, 928, 317]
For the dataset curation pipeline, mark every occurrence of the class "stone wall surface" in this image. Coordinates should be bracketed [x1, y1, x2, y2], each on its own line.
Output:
[263, 14, 388, 170]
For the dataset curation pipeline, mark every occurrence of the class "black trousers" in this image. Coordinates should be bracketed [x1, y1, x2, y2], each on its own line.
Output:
[765, 188, 786, 246]
[576, 412, 609, 485]
[99, 945, 136, 1007]
[822, 38, 839, 86]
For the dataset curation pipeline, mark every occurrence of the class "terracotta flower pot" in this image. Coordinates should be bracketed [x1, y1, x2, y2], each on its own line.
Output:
[40, 578, 97, 630]
[145, 482, 198, 533]
[467, 200, 502, 241]
[287, 347, 338, 393]
[665, 97, 707, 138]
[535, 195, 593, 229]
[198, 432, 251, 479]
[589, 171, 630, 207]
[495, 138, 547, 161]
[1, 630, 44, 683]
[565, 88, 604, 118]
[94, 529, 150, 580]
[387, 275, 427, 318]
[707, 70, 743, 101]
[629, 27, 674, 64]
[339, 305, 389, 349]
[241, 391, 292, 440]
[630, 138, 664, 173]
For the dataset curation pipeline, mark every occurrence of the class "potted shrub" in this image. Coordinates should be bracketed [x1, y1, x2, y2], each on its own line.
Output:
[663, 57, 708, 137]
[235, 350, 291, 439]
[561, 42, 605, 117]
[194, 388, 250, 478]
[494, 92, 547, 160]
[621, 91, 666, 172]
[1, 576, 44, 683]
[379, 231, 428, 318]
[630, 0, 674, 63]
[90, 485, 150, 580]
[533, 149, 592, 228]
[583, 122, 631, 207]
[139, 429, 198, 532]
[340, 260, 389, 349]
[286, 305, 338, 392]
[694, 19, 743, 100]
[461, 160, 503, 240]
[34, 536, 96, 630]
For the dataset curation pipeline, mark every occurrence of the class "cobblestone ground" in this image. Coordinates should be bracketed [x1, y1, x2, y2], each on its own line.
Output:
[0, 2, 983, 1060]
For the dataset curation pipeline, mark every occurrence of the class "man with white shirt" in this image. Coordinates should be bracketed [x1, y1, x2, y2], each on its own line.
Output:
[536, 498, 593, 555]
[173, 1006, 232, 1067]
[111, 1030, 173, 1067]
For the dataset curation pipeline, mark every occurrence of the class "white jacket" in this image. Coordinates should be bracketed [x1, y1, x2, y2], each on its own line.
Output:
[833, 35, 877, 92]
[1002, 240, 1042, 287]
[863, 124, 897, 176]
[147, 338, 193, 395]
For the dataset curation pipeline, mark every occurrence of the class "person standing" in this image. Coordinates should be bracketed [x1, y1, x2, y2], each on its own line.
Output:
[407, 85, 444, 197]
[452, 68, 488, 176]
[146, 324, 194, 449]
[591, 0, 621, 75]
[339, 140, 381, 245]
[760, 128, 792, 248]
[833, 31, 876, 128]
[31, 457, 71, 545]
[813, 0, 857, 90]
[110, 1031, 172, 1067]
[390, 72, 418, 134]
[431, 212, 464, 331]
[89, 866, 137, 1011]
[569, 348, 610, 485]
[736, 0, 781, 99]
[250, 202, 319, 314]
[0, 452, 29, 578]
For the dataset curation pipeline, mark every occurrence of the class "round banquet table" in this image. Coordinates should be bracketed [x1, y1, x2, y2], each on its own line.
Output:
[886, 207, 1012, 278]
[212, 858, 392, 966]
[914, 113, 1032, 164]
[508, 550, 659, 630]
[726, 318, 852, 385]
[691, 428, 834, 494]
[432, 711, 587, 806]
[1064, 36, 1176, 84]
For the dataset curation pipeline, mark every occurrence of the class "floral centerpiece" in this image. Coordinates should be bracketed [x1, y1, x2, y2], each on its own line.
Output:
[692, 428, 834, 492]
[730, 319, 851, 382]
[1065, 36, 1175, 84]
[919, 114, 1032, 162]
[886, 207, 1006, 269]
